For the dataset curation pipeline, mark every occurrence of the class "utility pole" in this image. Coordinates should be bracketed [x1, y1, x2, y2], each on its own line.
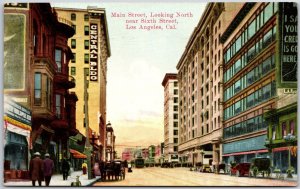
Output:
[83, 69, 92, 180]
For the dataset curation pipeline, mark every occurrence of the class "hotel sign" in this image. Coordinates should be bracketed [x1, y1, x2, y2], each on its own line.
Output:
[280, 3, 298, 82]
[90, 23, 98, 81]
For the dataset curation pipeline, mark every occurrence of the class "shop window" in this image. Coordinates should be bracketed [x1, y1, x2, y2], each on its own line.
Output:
[282, 122, 287, 138]
[4, 132, 28, 170]
[289, 120, 295, 135]
[34, 73, 41, 105]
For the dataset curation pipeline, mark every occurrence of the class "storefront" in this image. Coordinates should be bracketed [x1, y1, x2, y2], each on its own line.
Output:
[223, 135, 268, 164]
[4, 98, 31, 181]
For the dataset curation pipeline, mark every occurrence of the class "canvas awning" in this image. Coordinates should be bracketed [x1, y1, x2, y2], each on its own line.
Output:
[70, 149, 87, 159]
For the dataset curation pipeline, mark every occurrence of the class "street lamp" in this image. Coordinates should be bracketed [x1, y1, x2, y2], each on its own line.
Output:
[283, 133, 296, 178]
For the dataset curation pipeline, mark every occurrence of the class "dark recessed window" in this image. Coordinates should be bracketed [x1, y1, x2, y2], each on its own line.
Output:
[84, 53, 89, 64]
[71, 39, 76, 49]
[84, 40, 89, 50]
[71, 67, 76, 76]
[72, 25, 76, 34]
[84, 14, 89, 21]
[84, 26, 89, 35]
[71, 13, 76, 21]
[71, 53, 76, 63]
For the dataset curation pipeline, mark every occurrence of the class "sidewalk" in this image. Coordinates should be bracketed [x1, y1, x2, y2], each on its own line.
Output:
[4, 171, 101, 187]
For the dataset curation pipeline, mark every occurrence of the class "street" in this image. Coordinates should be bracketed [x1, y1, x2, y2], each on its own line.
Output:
[93, 167, 297, 186]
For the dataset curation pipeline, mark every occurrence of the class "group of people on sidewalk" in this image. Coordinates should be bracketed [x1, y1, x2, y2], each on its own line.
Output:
[29, 152, 70, 186]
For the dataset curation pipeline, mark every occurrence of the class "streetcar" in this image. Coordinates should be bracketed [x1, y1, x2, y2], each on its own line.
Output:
[135, 156, 145, 168]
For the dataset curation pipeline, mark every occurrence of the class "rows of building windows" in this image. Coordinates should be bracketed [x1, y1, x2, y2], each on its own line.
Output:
[71, 13, 89, 21]
[224, 3, 278, 64]
[71, 39, 90, 50]
[224, 24, 276, 83]
[70, 25, 90, 36]
[224, 54, 275, 101]
[224, 81, 276, 120]
[223, 115, 267, 139]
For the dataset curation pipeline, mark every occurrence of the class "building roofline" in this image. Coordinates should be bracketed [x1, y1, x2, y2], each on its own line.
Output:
[162, 73, 177, 87]
[54, 7, 111, 57]
[176, 3, 212, 70]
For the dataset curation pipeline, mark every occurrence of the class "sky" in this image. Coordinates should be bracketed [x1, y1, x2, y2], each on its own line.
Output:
[47, 1, 206, 155]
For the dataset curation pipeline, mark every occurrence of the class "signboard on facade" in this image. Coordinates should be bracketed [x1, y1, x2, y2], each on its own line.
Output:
[280, 2, 298, 82]
[4, 98, 32, 126]
[4, 14, 26, 90]
[223, 135, 267, 154]
[90, 23, 98, 81]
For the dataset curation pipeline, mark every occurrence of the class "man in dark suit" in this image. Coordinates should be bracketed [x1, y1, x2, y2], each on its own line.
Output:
[29, 152, 44, 186]
[43, 153, 54, 186]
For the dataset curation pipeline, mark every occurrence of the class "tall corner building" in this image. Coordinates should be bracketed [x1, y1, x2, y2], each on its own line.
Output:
[162, 73, 179, 163]
[176, 3, 243, 166]
[55, 7, 111, 160]
[221, 2, 297, 173]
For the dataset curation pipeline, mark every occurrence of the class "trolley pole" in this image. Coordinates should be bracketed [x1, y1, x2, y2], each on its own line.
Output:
[83, 69, 92, 180]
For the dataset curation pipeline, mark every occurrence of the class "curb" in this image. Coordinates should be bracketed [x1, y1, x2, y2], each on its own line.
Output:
[86, 177, 102, 186]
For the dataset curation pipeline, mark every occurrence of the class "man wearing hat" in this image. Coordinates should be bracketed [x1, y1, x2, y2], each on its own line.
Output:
[29, 152, 44, 186]
[43, 153, 54, 186]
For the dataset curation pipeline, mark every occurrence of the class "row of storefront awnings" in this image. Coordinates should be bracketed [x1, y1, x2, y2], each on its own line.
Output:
[70, 149, 87, 159]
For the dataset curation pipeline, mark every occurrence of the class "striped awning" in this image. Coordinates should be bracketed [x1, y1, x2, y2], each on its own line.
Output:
[70, 149, 87, 159]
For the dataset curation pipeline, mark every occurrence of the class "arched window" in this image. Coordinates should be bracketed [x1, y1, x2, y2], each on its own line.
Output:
[71, 13, 76, 21]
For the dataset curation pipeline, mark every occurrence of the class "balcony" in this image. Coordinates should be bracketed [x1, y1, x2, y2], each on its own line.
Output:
[32, 107, 55, 122]
[54, 74, 76, 89]
[56, 17, 75, 38]
[33, 57, 56, 74]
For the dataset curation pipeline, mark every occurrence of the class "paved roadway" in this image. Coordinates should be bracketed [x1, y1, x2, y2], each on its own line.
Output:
[93, 167, 297, 186]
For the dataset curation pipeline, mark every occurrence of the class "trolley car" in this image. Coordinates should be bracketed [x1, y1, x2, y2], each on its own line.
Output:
[135, 156, 145, 168]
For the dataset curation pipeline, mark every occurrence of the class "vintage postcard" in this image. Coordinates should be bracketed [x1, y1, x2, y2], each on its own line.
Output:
[3, 1, 298, 187]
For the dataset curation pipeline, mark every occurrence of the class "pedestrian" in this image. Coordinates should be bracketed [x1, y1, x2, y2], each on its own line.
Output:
[29, 152, 44, 186]
[100, 160, 106, 181]
[82, 161, 87, 175]
[61, 157, 70, 180]
[43, 153, 54, 186]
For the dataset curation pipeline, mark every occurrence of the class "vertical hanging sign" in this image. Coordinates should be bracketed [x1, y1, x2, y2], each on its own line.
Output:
[280, 2, 298, 82]
[90, 23, 98, 81]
